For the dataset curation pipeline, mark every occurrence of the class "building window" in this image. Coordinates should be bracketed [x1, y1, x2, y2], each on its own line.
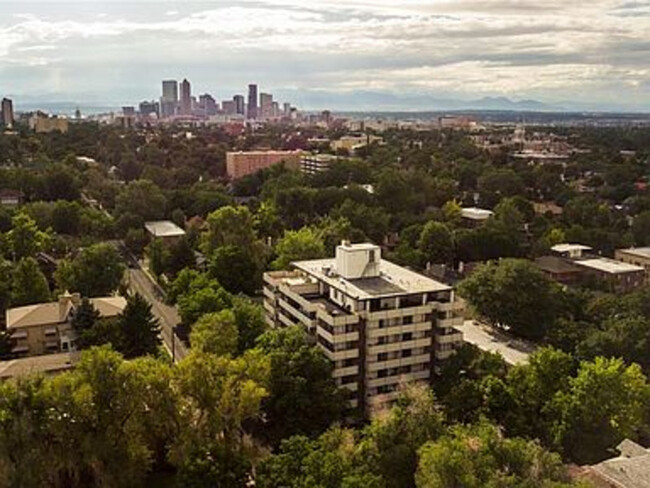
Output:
[378, 369, 388, 378]
[402, 332, 413, 341]
[369, 250, 376, 263]
[378, 352, 388, 361]
[403, 316, 413, 325]
[378, 319, 386, 329]
[402, 349, 412, 358]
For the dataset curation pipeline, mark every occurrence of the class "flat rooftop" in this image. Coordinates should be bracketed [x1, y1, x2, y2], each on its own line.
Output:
[293, 257, 450, 300]
[144, 220, 186, 238]
[576, 258, 644, 274]
[551, 243, 592, 253]
[461, 207, 493, 220]
[617, 247, 650, 259]
[534, 256, 583, 274]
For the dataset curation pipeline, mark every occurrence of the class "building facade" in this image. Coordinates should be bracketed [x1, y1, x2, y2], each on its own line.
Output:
[1, 98, 14, 127]
[179, 79, 192, 116]
[615, 247, 650, 285]
[300, 153, 339, 175]
[247, 84, 258, 119]
[226, 150, 302, 179]
[161, 80, 178, 117]
[233, 95, 245, 115]
[263, 242, 464, 416]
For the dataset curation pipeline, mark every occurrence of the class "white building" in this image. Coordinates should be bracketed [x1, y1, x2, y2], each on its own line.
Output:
[263, 241, 464, 416]
[300, 153, 339, 175]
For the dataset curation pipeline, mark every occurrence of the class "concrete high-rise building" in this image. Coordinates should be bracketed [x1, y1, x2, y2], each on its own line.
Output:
[1, 98, 14, 128]
[226, 150, 302, 179]
[260, 92, 273, 119]
[233, 95, 245, 115]
[247, 84, 258, 119]
[263, 241, 465, 415]
[222, 100, 237, 115]
[198, 94, 218, 117]
[122, 106, 136, 117]
[283, 102, 291, 116]
[180, 79, 192, 116]
[271, 101, 280, 118]
[161, 80, 178, 117]
[139, 100, 160, 118]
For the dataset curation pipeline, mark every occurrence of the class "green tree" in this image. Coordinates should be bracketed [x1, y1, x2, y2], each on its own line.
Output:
[118, 293, 161, 358]
[549, 357, 650, 463]
[7, 212, 49, 260]
[190, 310, 239, 356]
[115, 179, 167, 222]
[209, 245, 260, 295]
[631, 210, 650, 246]
[201, 205, 257, 255]
[459, 259, 564, 340]
[71, 298, 100, 334]
[254, 327, 346, 446]
[55, 243, 125, 297]
[231, 297, 268, 354]
[417, 221, 454, 265]
[177, 284, 233, 326]
[0, 259, 13, 313]
[11, 257, 50, 306]
[272, 227, 326, 270]
[416, 422, 576, 488]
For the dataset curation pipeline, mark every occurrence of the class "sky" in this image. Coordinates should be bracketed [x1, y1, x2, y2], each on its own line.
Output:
[0, 0, 649, 112]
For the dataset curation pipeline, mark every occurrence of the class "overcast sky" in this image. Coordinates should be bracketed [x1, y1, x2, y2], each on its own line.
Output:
[0, 0, 649, 111]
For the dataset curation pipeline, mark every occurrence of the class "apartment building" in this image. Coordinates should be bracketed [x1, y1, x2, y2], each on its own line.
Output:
[615, 247, 650, 285]
[263, 241, 464, 416]
[300, 153, 339, 175]
[225, 150, 302, 179]
[6, 293, 126, 357]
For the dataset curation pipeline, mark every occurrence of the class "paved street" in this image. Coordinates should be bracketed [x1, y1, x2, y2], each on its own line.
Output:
[127, 268, 189, 362]
[460, 320, 536, 365]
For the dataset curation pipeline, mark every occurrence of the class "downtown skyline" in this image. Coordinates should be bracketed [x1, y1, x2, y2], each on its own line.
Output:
[0, 0, 649, 112]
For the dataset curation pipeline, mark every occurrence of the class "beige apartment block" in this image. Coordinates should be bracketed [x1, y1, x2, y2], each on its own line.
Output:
[615, 247, 650, 285]
[6, 293, 126, 357]
[263, 241, 464, 416]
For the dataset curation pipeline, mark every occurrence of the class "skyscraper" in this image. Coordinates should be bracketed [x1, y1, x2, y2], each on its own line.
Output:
[260, 92, 273, 119]
[1, 98, 14, 127]
[198, 93, 218, 117]
[247, 84, 258, 119]
[233, 95, 245, 115]
[180, 79, 192, 116]
[161, 80, 178, 117]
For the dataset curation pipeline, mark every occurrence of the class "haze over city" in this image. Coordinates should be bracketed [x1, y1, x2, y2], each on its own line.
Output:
[1, 0, 649, 112]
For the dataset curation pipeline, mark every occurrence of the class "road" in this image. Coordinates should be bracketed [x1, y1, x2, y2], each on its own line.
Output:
[460, 320, 536, 366]
[127, 268, 189, 362]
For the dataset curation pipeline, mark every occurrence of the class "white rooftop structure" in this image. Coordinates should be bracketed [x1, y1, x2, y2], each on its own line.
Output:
[461, 207, 494, 221]
[551, 243, 593, 259]
[144, 220, 186, 238]
[576, 258, 644, 275]
[617, 247, 650, 259]
[292, 242, 450, 300]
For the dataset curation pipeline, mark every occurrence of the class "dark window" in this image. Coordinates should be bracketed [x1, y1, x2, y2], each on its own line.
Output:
[402, 349, 412, 358]
[378, 369, 388, 378]
[378, 352, 388, 361]
[403, 316, 413, 325]
[402, 332, 413, 341]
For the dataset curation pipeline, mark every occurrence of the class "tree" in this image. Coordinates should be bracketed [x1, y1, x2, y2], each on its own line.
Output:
[231, 297, 268, 354]
[201, 205, 257, 256]
[115, 179, 167, 223]
[549, 357, 650, 463]
[254, 327, 346, 446]
[165, 236, 196, 278]
[271, 227, 326, 270]
[71, 298, 100, 334]
[11, 257, 50, 306]
[7, 212, 49, 260]
[209, 245, 260, 295]
[177, 284, 233, 326]
[631, 210, 650, 246]
[0, 259, 13, 313]
[417, 221, 453, 265]
[55, 243, 125, 297]
[190, 310, 239, 356]
[359, 385, 444, 488]
[459, 259, 564, 340]
[118, 293, 161, 358]
[416, 422, 576, 488]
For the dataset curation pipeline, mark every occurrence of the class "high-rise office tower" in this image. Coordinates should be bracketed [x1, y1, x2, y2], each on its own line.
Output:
[1, 98, 14, 127]
[161, 80, 178, 117]
[260, 93, 273, 119]
[180, 79, 192, 116]
[233, 95, 245, 115]
[247, 84, 258, 119]
[283, 102, 291, 116]
[139, 100, 160, 118]
[198, 93, 218, 117]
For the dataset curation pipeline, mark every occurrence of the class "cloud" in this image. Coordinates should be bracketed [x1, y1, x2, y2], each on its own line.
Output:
[0, 0, 647, 110]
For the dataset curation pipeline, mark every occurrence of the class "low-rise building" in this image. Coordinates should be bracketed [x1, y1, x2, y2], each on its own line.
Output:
[572, 258, 645, 293]
[6, 293, 127, 357]
[144, 220, 186, 245]
[0, 351, 80, 380]
[534, 255, 584, 285]
[615, 247, 650, 284]
[331, 135, 383, 153]
[226, 150, 302, 179]
[263, 241, 464, 416]
[0, 189, 22, 207]
[29, 114, 69, 133]
[577, 439, 650, 488]
[461, 207, 493, 226]
[551, 243, 592, 259]
[301, 153, 339, 175]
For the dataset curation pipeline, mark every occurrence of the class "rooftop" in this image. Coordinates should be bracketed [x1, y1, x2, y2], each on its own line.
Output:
[583, 439, 650, 488]
[617, 247, 650, 259]
[461, 207, 494, 220]
[0, 352, 80, 380]
[575, 258, 644, 275]
[551, 243, 593, 253]
[534, 256, 583, 274]
[292, 257, 450, 300]
[144, 220, 186, 238]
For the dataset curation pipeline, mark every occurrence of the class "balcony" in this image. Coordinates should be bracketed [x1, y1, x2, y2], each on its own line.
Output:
[367, 337, 431, 356]
[367, 353, 431, 372]
[333, 365, 360, 378]
[438, 316, 464, 328]
[436, 328, 463, 345]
